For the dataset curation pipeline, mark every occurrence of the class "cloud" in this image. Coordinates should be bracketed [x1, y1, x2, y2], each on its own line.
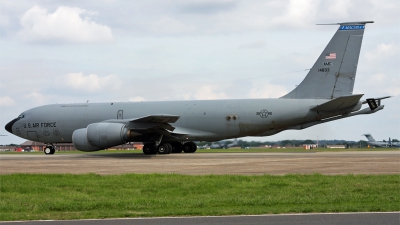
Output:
[146, 17, 196, 35]
[0, 96, 16, 107]
[129, 96, 146, 102]
[0, 14, 10, 27]
[326, 0, 353, 18]
[63, 72, 122, 92]
[179, 1, 236, 14]
[358, 42, 400, 97]
[364, 43, 399, 62]
[248, 82, 288, 98]
[18, 5, 113, 43]
[270, 0, 319, 27]
[239, 40, 266, 49]
[23, 92, 46, 105]
[184, 85, 228, 100]
[362, 73, 400, 96]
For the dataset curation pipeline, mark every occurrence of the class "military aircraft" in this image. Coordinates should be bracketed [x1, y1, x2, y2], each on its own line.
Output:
[196, 144, 210, 149]
[209, 142, 223, 149]
[5, 21, 390, 155]
[209, 139, 239, 149]
[363, 134, 400, 148]
[389, 138, 400, 147]
[225, 138, 239, 149]
[202, 138, 238, 149]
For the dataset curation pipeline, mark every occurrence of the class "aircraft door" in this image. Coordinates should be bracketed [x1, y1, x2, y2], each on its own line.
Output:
[27, 131, 39, 141]
[117, 110, 123, 120]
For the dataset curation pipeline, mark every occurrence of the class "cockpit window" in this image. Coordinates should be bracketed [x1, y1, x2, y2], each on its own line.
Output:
[18, 114, 25, 119]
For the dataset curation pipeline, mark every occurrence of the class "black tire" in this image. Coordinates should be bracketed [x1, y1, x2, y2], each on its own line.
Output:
[44, 146, 55, 155]
[183, 142, 194, 153]
[143, 144, 154, 155]
[157, 143, 170, 154]
[164, 143, 172, 154]
[189, 142, 197, 153]
[151, 146, 158, 154]
[170, 142, 183, 153]
[44, 147, 52, 155]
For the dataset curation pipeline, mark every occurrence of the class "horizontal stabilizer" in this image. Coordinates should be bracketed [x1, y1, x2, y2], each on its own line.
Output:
[130, 115, 180, 123]
[310, 94, 363, 111]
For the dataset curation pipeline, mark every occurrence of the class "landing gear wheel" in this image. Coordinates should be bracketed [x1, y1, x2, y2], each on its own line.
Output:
[151, 146, 158, 154]
[170, 142, 183, 153]
[143, 144, 155, 155]
[164, 143, 172, 154]
[190, 142, 197, 153]
[44, 146, 55, 155]
[183, 142, 196, 153]
[183, 142, 197, 153]
[157, 143, 171, 154]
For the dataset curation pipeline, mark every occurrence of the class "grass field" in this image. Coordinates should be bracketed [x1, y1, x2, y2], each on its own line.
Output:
[0, 173, 399, 221]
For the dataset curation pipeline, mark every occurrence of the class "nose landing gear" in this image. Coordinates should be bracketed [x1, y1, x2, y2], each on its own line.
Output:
[44, 144, 56, 155]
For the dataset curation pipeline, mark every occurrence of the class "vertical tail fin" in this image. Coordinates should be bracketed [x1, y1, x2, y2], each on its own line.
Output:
[281, 21, 373, 99]
[364, 134, 376, 142]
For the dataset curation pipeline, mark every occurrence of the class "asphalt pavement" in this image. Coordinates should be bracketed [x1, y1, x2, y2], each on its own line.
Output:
[1, 213, 399, 225]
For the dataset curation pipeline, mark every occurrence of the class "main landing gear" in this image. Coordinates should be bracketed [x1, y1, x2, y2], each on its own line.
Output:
[44, 144, 56, 155]
[142, 141, 197, 155]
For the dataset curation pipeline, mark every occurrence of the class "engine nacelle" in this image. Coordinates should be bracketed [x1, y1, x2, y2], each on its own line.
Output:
[72, 123, 132, 151]
[72, 128, 102, 151]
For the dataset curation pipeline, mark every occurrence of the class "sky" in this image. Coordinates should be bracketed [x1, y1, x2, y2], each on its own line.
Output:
[0, 0, 399, 145]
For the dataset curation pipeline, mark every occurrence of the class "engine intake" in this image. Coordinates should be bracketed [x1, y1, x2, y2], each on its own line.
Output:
[72, 123, 134, 151]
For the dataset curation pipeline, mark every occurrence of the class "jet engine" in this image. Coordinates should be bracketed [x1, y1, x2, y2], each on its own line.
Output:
[72, 123, 134, 151]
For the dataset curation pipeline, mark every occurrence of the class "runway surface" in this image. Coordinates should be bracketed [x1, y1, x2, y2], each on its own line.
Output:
[1, 151, 399, 175]
[1, 213, 399, 225]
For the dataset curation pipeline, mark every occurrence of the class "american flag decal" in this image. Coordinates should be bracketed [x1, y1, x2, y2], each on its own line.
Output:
[325, 53, 336, 59]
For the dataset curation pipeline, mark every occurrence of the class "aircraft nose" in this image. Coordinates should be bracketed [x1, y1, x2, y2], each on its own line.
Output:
[5, 118, 19, 134]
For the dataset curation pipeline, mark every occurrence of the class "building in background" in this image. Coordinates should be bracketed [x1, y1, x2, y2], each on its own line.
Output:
[1, 141, 143, 152]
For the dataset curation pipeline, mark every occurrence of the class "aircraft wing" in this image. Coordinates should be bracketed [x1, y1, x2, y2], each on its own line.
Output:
[104, 115, 213, 137]
[104, 115, 180, 135]
[310, 94, 363, 112]
[130, 115, 180, 123]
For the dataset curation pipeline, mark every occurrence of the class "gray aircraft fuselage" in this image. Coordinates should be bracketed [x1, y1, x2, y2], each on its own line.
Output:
[11, 98, 342, 144]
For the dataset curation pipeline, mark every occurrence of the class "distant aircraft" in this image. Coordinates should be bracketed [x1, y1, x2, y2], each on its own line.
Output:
[197, 144, 209, 149]
[209, 139, 239, 149]
[209, 142, 224, 149]
[5, 21, 390, 155]
[225, 138, 239, 149]
[389, 138, 400, 147]
[363, 134, 400, 148]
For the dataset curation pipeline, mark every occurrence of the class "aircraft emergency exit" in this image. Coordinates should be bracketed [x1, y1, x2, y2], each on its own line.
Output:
[5, 21, 390, 155]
